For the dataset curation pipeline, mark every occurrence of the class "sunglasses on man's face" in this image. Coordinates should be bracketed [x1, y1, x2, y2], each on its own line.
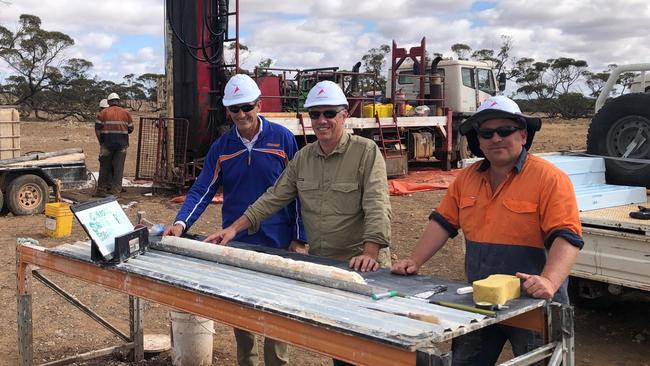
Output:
[308, 109, 343, 120]
[228, 103, 256, 113]
[477, 125, 523, 139]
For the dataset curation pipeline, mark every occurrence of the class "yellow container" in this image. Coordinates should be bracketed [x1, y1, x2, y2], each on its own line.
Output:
[379, 103, 394, 117]
[45, 202, 73, 238]
[362, 103, 382, 118]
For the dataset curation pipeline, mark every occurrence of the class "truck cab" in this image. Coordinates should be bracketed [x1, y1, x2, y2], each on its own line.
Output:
[387, 59, 501, 117]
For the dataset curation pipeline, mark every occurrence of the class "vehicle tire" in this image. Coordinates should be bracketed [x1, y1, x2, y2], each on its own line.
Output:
[586, 93, 650, 187]
[451, 135, 474, 168]
[568, 277, 616, 310]
[6, 174, 50, 216]
[0, 189, 4, 213]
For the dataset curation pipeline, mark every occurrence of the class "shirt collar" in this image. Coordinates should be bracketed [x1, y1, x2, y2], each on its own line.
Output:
[315, 132, 351, 156]
[476, 148, 528, 174]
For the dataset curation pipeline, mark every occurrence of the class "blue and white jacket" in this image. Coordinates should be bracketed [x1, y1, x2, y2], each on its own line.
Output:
[175, 116, 306, 248]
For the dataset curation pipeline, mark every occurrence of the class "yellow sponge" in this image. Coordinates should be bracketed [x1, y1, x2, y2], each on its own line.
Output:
[472, 274, 521, 305]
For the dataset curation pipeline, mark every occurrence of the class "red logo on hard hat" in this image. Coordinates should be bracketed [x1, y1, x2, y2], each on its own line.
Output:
[317, 88, 326, 96]
[233, 86, 241, 94]
[489, 101, 498, 107]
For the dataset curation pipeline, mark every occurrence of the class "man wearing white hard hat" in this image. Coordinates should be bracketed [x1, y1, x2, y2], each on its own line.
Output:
[207, 79, 392, 271]
[392, 95, 583, 365]
[94, 99, 109, 143]
[95, 92, 133, 196]
[164, 74, 305, 366]
[206, 80, 391, 366]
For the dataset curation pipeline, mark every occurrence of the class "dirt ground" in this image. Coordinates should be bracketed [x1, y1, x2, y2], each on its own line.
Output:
[0, 117, 648, 366]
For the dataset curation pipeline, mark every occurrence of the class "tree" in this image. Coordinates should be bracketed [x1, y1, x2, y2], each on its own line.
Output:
[584, 70, 611, 97]
[471, 35, 513, 78]
[360, 44, 390, 93]
[255, 58, 273, 76]
[512, 58, 553, 99]
[549, 57, 588, 94]
[0, 14, 74, 116]
[38, 58, 106, 120]
[137, 73, 164, 103]
[121, 73, 147, 111]
[512, 56, 588, 100]
[225, 41, 249, 68]
[451, 43, 471, 60]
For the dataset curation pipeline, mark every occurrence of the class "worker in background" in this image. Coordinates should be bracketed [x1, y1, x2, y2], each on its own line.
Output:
[205, 80, 392, 366]
[392, 96, 583, 365]
[94, 99, 109, 143]
[94, 93, 133, 197]
[163, 74, 307, 366]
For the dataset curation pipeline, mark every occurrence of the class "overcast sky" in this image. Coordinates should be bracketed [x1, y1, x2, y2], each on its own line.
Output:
[1, 0, 649, 92]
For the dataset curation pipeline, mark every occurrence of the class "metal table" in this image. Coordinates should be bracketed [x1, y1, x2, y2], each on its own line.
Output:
[16, 240, 574, 366]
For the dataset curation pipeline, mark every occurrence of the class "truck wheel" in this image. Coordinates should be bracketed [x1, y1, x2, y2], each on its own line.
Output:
[6, 174, 50, 216]
[568, 277, 616, 310]
[586, 93, 650, 187]
[451, 135, 474, 168]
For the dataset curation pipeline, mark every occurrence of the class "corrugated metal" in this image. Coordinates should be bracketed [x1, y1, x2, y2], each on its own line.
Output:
[49, 241, 545, 349]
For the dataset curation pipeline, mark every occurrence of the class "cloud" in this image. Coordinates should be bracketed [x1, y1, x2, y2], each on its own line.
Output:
[1, 0, 648, 85]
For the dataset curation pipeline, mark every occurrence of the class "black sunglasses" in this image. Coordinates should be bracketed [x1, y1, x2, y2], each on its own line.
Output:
[477, 125, 523, 139]
[308, 109, 343, 119]
[228, 103, 256, 113]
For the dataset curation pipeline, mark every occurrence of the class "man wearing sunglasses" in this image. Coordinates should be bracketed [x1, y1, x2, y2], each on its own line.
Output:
[207, 79, 392, 271]
[392, 96, 583, 365]
[164, 74, 306, 366]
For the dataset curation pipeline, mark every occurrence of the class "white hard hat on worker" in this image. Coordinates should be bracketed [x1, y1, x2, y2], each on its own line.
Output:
[459, 95, 542, 157]
[305, 81, 349, 154]
[107, 92, 120, 101]
[223, 74, 261, 107]
[304, 80, 349, 108]
[99, 99, 109, 108]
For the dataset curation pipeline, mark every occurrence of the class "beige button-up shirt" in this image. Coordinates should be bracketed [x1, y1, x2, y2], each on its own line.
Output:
[244, 133, 392, 260]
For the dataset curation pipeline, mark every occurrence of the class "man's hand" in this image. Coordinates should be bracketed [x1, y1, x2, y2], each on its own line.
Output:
[287, 241, 308, 254]
[204, 227, 237, 245]
[163, 224, 183, 237]
[516, 272, 556, 300]
[391, 259, 420, 275]
[349, 241, 381, 272]
[349, 254, 379, 272]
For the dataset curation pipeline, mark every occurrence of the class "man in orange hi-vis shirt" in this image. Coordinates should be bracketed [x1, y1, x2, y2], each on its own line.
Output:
[392, 96, 583, 366]
[94, 92, 133, 197]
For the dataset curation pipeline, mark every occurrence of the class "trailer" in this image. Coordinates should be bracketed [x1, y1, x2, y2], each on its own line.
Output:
[0, 148, 89, 216]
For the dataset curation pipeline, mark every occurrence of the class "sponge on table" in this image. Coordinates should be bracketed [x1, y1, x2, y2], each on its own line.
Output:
[472, 274, 521, 305]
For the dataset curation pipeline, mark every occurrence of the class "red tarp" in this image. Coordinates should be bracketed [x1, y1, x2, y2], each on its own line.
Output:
[388, 169, 461, 195]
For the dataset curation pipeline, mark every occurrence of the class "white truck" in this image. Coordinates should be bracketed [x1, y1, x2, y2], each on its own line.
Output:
[386, 57, 504, 163]
[569, 64, 650, 305]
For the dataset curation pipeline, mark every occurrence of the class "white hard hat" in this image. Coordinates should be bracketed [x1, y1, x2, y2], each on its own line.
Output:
[459, 95, 542, 157]
[304, 80, 348, 108]
[107, 92, 120, 101]
[222, 74, 261, 107]
[99, 99, 109, 108]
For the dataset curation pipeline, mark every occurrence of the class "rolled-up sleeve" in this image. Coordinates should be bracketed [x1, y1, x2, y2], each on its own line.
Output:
[244, 156, 300, 234]
[360, 145, 391, 248]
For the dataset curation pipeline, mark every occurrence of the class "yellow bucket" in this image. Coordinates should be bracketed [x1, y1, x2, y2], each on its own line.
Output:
[45, 202, 73, 238]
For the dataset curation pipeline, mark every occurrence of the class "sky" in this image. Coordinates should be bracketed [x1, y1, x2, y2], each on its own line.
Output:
[1, 0, 649, 93]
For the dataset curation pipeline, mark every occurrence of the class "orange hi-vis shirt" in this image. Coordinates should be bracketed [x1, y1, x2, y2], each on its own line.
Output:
[95, 105, 134, 149]
[431, 150, 583, 303]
